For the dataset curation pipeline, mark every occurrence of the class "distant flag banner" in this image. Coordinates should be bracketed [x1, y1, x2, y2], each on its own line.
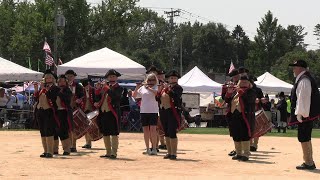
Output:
[43, 41, 54, 66]
[228, 61, 235, 73]
[45, 52, 54, 66]
[43, 41, 52, 53]
[58, 58, 63, 65]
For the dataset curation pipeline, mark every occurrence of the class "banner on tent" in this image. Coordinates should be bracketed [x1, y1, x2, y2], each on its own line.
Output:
[182, 93, 200, 109]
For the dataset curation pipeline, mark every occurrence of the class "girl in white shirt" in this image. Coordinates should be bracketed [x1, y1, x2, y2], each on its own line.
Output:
[133, 73, 159, 155]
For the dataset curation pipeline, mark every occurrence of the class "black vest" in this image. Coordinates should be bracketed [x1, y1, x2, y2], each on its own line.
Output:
[290, 71, 320, 124]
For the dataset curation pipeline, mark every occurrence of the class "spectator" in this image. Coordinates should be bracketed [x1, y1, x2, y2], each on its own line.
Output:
[120, 88, 130, 113]
[6, 89, 15, 109]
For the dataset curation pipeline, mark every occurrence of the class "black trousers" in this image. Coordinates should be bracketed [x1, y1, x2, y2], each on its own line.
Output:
[37, 109, 56, 137]
[98, 111, 119, 136]
[54, 110, 70, 141]
[230, 110, 250, 142]
[298, 121, 313, 142]
[160, 108, 178, 138]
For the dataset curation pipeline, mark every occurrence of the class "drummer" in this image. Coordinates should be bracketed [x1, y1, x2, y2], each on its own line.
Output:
[94, 69, 123, 159]
[80, 78, 96, 149]
[65, 69, 84, 153]
[224, 75, 256, 161]
[53, 75, 73, 155]
[34, 69, 60, 158]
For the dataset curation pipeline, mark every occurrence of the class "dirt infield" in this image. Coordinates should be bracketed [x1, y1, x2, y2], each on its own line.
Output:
[0, 131, 319, 180]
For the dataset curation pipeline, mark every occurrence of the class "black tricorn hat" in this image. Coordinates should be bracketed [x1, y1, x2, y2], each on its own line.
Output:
[157, 69, 166, 75]
[165, 70, 181, 78]
[80, 78, 92, 87]
[228, 69, 239, 77]
[239, 75, 249, 81]
[43, 69, 57, 79]
[65, 69, 77, 76]
[289, 60, 308, 68]
[279, 91, 285, 97]
[105, 69, 121, 77]
[58, 74, 67, 79]
[238, 67, 249, 74]
[146, 65, 158, 74]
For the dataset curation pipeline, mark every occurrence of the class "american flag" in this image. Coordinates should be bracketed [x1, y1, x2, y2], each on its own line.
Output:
[43, 41, 51, 53]
[45, 52, 54, 66]
[229, 61, 235, 73]
[58, 58, 63, 65]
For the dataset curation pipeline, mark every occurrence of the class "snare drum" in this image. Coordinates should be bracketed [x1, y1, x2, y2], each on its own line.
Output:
[73, 109, 91, 139]
[253, 110, 273, 138]
[87, 110, 103, 141]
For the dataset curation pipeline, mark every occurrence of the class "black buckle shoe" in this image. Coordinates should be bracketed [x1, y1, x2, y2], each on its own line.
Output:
[296, 163, 316, 170]
[250, 146, 257, 152]
[169, 155, 177, 160]
[240, 156, 249, 161]
[70, 148, 77, 153]
[159, 145, 167, 150]
[82, 144, 92, 149]
[228, 150, 237, 156]
[110, 155, 117, 159]
[100, 154, 111, 158]
[63, 152, 70, 156]
[232, 155, 243, 160]
[163, 154, 171, 159]
[45, 153, 53, 158]
[40, 153, 47, 158]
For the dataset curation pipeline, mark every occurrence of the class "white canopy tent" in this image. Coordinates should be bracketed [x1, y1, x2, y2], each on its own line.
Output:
[179, 66, 222, 93]
[0, 57, 43, 81]
[256, 72, 293, 94]
[179, 66, 222, 107]
[57, 48, 146, 80]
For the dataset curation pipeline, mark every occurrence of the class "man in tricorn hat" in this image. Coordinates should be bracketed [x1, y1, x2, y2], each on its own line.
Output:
[81, 78, 96, 149]
[289, 60, 319, 170]
[95, 69, 123, 159]
[34, 69, 60, 158]
[65, 69, 84, 152]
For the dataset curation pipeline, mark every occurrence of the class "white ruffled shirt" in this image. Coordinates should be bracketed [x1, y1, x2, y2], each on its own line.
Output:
[295, 71, 311, 118]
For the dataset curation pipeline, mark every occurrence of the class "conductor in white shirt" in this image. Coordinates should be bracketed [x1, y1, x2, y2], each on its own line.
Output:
[289, 60, 320, 170]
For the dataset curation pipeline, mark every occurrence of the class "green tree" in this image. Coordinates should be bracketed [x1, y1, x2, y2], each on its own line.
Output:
[231, 25, 250, 66]
[314, 24, 320, 47]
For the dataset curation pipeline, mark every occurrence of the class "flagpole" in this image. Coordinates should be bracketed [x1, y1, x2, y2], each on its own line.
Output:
[38, 59, 40, 72]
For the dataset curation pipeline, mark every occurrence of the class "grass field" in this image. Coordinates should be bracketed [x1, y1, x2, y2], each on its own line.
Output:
[181, 127, 320, 138]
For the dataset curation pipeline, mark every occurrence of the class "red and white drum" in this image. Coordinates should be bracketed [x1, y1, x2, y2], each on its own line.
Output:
[253, 110, 273, 138]
[73, 108, 91, 139]
[87, 110, 103, 141]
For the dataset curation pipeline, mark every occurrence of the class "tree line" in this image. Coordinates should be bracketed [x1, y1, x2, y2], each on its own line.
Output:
[0, 0, 320, 84]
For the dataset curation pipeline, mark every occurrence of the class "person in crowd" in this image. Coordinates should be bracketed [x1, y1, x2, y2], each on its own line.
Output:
[133, 73, 159, 155]
[277, 92, 287, 133]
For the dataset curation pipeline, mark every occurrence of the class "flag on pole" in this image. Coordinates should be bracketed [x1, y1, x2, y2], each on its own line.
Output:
[58, 58, 63, 65]
[45, 53, 54, 66]
[43, 41, 52, 53]
[228, 61, 235, 73]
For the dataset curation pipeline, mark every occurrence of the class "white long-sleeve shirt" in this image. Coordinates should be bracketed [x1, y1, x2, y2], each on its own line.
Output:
[295, 71, 311, 118]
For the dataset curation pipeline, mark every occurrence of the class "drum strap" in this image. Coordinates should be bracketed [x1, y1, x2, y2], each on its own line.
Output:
[238, 92, 251, 137]
[161, 88, 181, 130]
[61, 100, 72, 131]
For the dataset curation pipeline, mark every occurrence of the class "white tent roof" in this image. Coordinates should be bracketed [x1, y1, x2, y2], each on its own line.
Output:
[57, 47, 146, 80]
[256, 72, 293, 94]
[178, 66, 222, 93]
[0, 57, 43, 81]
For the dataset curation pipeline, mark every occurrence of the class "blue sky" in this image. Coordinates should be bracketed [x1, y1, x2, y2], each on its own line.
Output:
[89, 0, 320, 50]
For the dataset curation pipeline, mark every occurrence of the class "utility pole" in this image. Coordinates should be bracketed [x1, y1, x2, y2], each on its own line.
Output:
[164, 8, 180, 71]
[53, 0, 58, 73]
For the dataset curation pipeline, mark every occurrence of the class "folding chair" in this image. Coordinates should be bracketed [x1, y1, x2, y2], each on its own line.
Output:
[127, 109, 141, 132]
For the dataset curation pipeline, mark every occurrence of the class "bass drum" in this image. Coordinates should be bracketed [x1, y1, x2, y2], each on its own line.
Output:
[253, 110, 273, 138]
[87, 110, 103, 141]
[73, 108, 91, 139]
